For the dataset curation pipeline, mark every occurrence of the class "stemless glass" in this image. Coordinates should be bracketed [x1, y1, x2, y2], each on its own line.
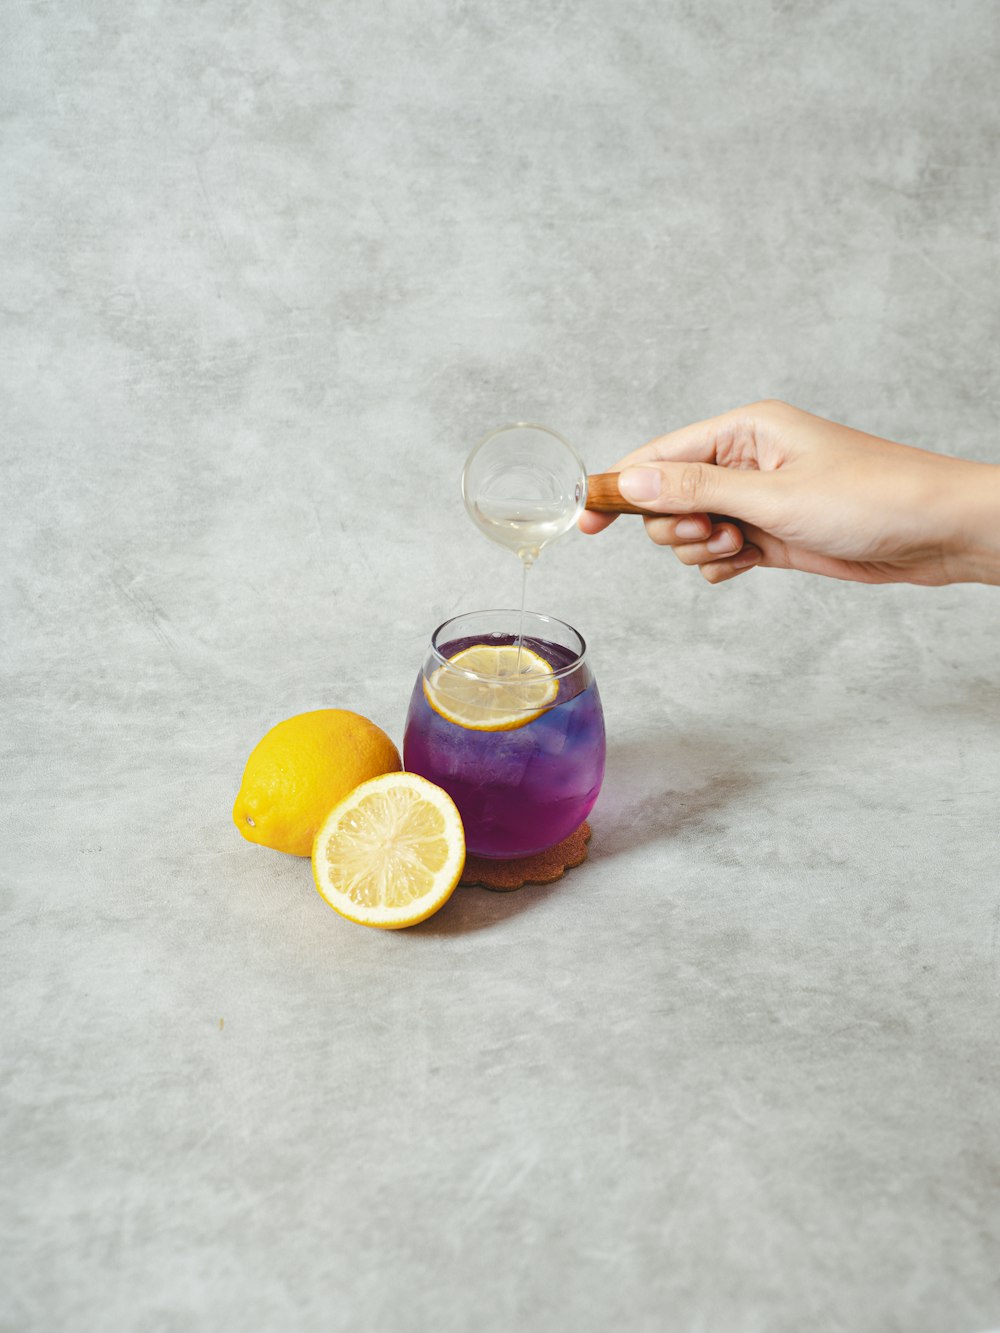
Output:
[403, 610, 605, 859]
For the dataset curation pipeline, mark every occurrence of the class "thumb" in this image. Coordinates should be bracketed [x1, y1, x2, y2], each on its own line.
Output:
[617, 461, 776, 526]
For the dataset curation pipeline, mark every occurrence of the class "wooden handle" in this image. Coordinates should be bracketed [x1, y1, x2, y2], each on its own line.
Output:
[585, 473, 649, 515]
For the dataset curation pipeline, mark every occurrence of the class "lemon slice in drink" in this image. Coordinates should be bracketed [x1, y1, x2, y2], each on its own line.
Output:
[312, 773, 465, 929]
[423, 642, 558, 732]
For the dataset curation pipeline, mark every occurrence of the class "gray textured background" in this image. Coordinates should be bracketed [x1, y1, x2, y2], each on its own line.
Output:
[3, 2, 999, 1330]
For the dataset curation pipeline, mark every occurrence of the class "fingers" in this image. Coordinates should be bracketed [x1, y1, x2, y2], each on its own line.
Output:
[584, 486, 767, 584]
[577, 509, 617, 536]
[580, 509, 715, 540]
[697, 546, 763, 583]
[659, 520, 745, 564]
[644, 514, 765, 585]
[640, 513, 713, 546]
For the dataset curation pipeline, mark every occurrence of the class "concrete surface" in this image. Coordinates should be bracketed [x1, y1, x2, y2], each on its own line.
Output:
[3, 2, 999, 1330]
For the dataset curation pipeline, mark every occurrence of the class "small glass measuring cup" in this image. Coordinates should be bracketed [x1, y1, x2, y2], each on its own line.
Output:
[461, 423, 588, 566]
[461, 422, 645, 564]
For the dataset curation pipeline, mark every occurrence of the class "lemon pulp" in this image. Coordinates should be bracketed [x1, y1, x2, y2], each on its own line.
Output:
[423, 643, 558, 732]
[312, 773, 465, 929]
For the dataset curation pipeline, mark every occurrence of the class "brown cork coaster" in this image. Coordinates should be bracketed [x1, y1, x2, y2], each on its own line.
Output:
[460, 822, 592, 892]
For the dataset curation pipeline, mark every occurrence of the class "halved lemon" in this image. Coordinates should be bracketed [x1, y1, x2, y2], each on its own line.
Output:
[424, 643, 558, 731]
[311, 772, 465, 929]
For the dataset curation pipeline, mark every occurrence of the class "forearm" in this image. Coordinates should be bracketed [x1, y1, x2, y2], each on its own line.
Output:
[944, 460, 1000, 585]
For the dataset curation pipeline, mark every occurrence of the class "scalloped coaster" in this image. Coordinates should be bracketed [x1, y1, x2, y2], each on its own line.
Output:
[460, 822, 592, 892]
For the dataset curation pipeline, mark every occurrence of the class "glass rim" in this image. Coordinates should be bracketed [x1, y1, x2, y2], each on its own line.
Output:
[428, 609, 588, 685]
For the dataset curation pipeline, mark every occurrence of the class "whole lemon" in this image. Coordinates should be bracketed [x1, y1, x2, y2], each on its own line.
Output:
[233, 709, 402, 857]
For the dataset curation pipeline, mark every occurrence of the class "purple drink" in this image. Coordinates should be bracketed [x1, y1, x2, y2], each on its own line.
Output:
[403, 612, 605, 860]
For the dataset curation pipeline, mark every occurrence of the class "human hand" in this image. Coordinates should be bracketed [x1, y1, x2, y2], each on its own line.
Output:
[580, 401, 1000, 586]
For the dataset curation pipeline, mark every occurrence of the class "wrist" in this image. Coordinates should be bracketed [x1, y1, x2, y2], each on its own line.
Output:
[943, 461, 1000, 585]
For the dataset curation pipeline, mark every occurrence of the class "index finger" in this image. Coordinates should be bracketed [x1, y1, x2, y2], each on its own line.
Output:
[578, 508, 618, 535]
[607, 405, 762, 473]
[579, 406, 758, 533]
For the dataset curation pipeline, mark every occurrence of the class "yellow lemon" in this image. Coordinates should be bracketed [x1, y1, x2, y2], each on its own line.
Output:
[312, 772, 465, 929]
[423, 643, 557, 732]
[233, 709, 401, 857]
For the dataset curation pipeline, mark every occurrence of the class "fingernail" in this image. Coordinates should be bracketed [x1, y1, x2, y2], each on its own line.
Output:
[675, 518, 707, 539]
[733, 546, 761, 569]
[618, 467, 661, 502]
[707, 529, 736, 554]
